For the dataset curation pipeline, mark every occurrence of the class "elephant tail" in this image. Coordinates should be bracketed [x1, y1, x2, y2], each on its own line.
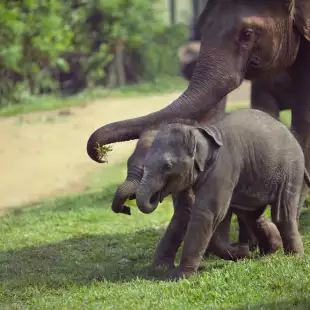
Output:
[304, 169, 310, 188]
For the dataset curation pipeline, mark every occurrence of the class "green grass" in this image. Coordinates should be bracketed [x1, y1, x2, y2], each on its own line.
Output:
[1, 156, 310, 309]
[0, 76, 187, 117]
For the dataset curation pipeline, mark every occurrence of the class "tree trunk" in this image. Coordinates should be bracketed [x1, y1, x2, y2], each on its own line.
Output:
[115, 39, 125, 87]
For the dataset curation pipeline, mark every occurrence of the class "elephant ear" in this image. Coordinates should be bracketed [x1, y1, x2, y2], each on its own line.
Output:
[186, 129, 197, 158]
[198, 125, 223, 147]
[292, 0, 310, 41]
[193, 125, 223, 172]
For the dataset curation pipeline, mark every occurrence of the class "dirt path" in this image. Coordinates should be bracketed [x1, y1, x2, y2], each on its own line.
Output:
[0, 82, 250, 214]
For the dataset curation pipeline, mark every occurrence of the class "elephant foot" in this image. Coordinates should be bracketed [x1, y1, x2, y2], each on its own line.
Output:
[275, 221, 304, 256]
[167, 267, 192, 281]
[206, 241, 250, 261]
[256, 217, 283, 255]
[152, 258, 175, 270]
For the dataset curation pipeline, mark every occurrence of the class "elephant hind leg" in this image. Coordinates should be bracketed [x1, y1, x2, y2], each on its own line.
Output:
[271, 172, 304, 256]
[233, 207, 283, 256]
[254, 214, 283, 255]
[205, 209, 250, 261]
[271, 202, 304, 256]
[207, 238, 250, 261]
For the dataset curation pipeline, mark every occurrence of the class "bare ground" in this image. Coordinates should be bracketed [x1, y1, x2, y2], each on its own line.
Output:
[0, 82, 250, 214]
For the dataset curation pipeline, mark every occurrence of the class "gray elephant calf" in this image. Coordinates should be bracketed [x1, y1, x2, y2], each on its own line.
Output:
[111, 120, 282, 264]
[136, 109, 310, 280]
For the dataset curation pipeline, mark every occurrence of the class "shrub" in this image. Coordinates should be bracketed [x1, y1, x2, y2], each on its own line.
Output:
[0, 0, 189, 105]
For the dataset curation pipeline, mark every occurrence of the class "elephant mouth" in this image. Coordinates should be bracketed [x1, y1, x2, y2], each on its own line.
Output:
[128, 194, 136, 200]
[149, 191, 161, 209]
[149, 187, 171, 206]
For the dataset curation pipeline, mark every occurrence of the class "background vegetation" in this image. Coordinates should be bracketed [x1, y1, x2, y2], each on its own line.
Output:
[0, 0, 189, 107]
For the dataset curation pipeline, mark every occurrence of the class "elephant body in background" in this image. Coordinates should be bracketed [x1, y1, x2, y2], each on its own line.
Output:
[136, 109, 309, 280]
[111, 119, 283, 265]
[87, 0, 310, 213]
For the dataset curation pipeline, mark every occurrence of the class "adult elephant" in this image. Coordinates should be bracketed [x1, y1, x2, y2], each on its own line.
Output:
[87, 0, 310, 207]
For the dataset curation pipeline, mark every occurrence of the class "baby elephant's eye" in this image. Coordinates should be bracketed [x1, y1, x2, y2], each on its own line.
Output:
[162, 162, 172, 171]
[239, 28, 256, 43]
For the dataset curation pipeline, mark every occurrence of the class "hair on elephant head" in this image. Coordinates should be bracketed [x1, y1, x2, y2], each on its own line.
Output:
[86, 0, 310, 164]
[136, 123, 223, 214]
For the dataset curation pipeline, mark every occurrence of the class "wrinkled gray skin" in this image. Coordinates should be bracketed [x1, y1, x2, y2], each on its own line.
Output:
[136, 109, 310, 280]
[111, 123, 282, 262]
[112, 121, 282, 262]
[87, 0, 310, 216]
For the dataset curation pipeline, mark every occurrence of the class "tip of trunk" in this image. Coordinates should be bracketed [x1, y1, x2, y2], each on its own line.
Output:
[112, 180, 139, 214]
[136, 191, 160, 214]
[86, 121, 143, 163]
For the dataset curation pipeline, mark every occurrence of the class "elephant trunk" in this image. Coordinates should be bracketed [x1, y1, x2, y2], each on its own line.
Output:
[136, 177, 162, 214]
[87, 48, 241, 163]
[111, 179, 139, 214]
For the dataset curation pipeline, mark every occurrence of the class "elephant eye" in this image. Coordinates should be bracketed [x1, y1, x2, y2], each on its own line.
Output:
[162, 162, 172, 171]
[239, 28, 256, 43]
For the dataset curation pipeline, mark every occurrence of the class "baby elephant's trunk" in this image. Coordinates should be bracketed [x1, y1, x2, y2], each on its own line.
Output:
[136, 178, 161, 214]
[111, 180, 139, 215]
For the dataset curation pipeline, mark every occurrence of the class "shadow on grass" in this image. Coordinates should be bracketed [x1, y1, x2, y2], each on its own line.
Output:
[0, 228, 168, 290]
[0, 227, 230, 292]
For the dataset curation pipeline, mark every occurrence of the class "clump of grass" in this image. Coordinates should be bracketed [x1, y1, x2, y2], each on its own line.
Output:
[94, 144, 113, 163]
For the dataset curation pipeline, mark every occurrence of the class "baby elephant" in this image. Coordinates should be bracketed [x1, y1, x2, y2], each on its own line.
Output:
[111, 120, 282, 263]
[136, 109, 309, 280]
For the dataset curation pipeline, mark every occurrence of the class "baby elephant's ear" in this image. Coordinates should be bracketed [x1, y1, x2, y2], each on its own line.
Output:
[198, 125, 223, 147]
[293, 0, 310, 41]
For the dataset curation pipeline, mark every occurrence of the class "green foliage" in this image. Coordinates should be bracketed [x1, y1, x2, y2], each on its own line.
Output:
[0, 0, 73, 103]
[1, 0, 187, 106]
[139, 23, 189, 80]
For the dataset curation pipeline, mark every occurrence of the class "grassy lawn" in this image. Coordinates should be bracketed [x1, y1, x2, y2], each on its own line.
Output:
[0, 76, 187, 117]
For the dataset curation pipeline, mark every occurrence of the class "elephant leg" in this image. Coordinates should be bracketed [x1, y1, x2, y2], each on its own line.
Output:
[291, 108, 310, 217]
[290, 51, 310, 214]
[274, 220, 303, 256]
[169, 184, 233, 280]
[153, 191, 192, 269]
[206, 209, 250, 261]
[234, 208, 283, 255]
[251, 80, 280, 120]
[237, 216, 258, 251]
[271, 194, 304, 256]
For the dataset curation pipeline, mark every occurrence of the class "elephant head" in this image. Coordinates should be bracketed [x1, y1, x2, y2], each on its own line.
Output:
[136, 123, 222, 214]
[87, 0, 310, 163]
[111, 119, 210, 215]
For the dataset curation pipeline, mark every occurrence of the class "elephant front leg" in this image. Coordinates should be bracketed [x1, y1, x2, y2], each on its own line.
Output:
[290, 52, 310, 213]
[153, 191, 192, 269]
[291, 106, 310, 214]
[169, 186, 233, 280]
